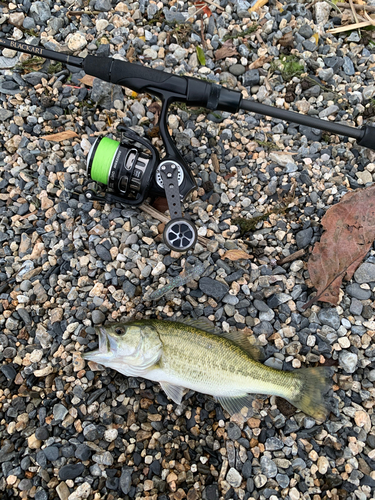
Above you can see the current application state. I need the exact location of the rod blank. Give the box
[239,99,363,141]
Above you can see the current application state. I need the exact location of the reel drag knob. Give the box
[164,218,197,252]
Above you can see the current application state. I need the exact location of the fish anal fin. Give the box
[160,382,185,405]
[217,394,255,416]
[220,330,264,361]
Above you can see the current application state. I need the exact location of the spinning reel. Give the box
[85,124,198,252]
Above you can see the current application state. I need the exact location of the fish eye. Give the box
[115,328,125,335]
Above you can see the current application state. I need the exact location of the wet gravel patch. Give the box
[1,0,375,499]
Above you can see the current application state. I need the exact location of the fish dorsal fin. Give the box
[160,382,185,404]
[217,394,255,416]
[178,317,221,334]
[220,330,264,361]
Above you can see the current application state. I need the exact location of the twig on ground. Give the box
[278,249,306,265]
[328,20,373,33]
[337,2,375,12]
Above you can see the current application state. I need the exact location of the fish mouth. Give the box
[81,326,109,361]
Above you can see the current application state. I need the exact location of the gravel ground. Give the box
[1,0,375,499]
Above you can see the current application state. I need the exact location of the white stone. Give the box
[29,350,43,363]
[104,429,118,442]
[68,482,91,500]
[174,47,187,60]
[151,262,166,276]
[96,19,109,31]
[226,467,242,488]
[67,33,87,51]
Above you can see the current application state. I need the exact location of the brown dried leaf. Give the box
[148,102,162,125]
[41,130,79,142]
[215,41,238,60]
[79,75,95,87]
[126,46,136,63]
[249,56,271,70]
[223,249,251,261]
[279,31,294,47]
[152,197,169,213]
[304,185,375,308]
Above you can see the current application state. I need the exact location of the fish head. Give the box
[82,321,162,373]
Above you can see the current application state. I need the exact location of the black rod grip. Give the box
[357,125,375,151]
[82,56,242,113]
[83,56,188,96]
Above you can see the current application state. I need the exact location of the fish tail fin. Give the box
[287,367,332,421]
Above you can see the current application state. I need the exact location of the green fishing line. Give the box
[90,137,120,185]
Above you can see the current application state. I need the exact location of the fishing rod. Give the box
[1,38,374,252]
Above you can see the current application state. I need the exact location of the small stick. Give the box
[139,203,210,247]
[277,249,305,265]
[255,30,265,46]
[249,0,268,12]
[348,0,359,24]
[337,2,375,12]
[328,20,373,33]
[67,10,100,16]
[364,11,375,26]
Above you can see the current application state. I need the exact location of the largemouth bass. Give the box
[82,318,330,420]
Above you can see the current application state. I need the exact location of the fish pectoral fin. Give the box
[217,394,255,416]
[160,382,186,405]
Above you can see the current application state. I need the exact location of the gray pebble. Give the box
[229,64,246,76]
[30,2,51,22]
[95,0,112,11]
[296,228,313,249]
[226,467,242,488]
[120,467,133,494]
[299,24,313,39]
[95,244,112,261]
[92,310,106,324]
[339,351,358,374]
[0,109,13,121]
[350,298,363,316]
[276,473,290,488]
[22,72,47,86]
[343,56,355,75]
[53,404,68,421]
[242,69,260,87]
[354,263,375,283]
[346,283,371,300]
[318,308,340,330]
[83,423,99,441]
[199,277,228,301]
[265,437,284,451]
[227,422,242,440]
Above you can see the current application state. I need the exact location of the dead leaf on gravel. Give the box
[41,130,79,142]
[148,102,162,125]
[249,56,272,69]
[279,32,294,47]
[126,46,136,63]
[79,75,95,87]
[223,249,251,261]
[215,41,237,60]
[304,184,375,309]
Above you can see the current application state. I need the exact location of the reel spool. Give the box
[84,126,198,253]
